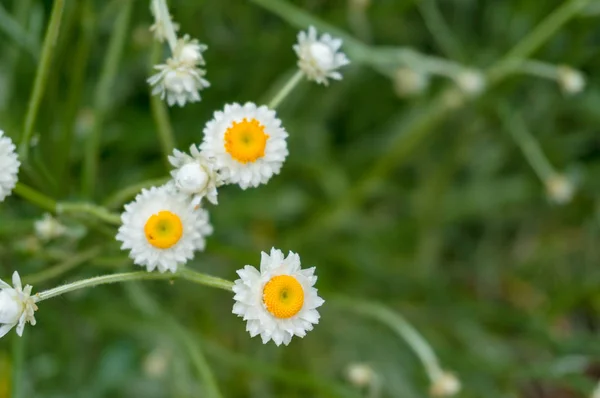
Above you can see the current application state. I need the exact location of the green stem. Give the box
[13,182,56,212]
[82,0,133,197]
[150,41,176,167]
[332,298,443,383]
[18,0,64,160]
[11,332,25,398]
[498,104,555,181]
[56,202,122,225]
[24,246,103,286]
[14,182,122,225]
[35,269,234,302]
[488,0,592,82]
[268,70,304,109]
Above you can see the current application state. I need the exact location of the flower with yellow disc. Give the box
[116,185,212,273]
[232,248,324,346]
[200,102,288,189]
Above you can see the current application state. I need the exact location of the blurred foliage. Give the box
[0,0,599,397]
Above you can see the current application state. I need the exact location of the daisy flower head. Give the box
[116,185,213,273]
[232,248,324,346]
[169,144,221,206]
[200,103,289,189]
[148,55,209,107]
[0,130,20,202]
[293,26,350,85]
[0,271,38,338]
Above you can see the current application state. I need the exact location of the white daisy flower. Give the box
[148,59,210,107]
[0,271,38,338]
[168,145,220,206]
[232,248,324,346]
[200,102,288,189]
[34,213,68,241]
[116,185,213,273]
[0,130,20,202]
[293,26,350,85]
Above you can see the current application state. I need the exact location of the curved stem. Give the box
[18,0,64,160]
[24,246,103,286]
[332,297,443,383]
[13,182,56,212]
[35,269,234,302]
[268,70,304,109]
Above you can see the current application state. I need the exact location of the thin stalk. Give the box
[24,246,103,286]
[268,70,304,109]
[18,0,65,159]
[488,0,592,82]
[150,41,176,167]
[82,0,133,197]
[417,0,463,60]
[332,297,444,383]
[13,182,56,212]
[35,269,234,302]
[11,333,25,398]
[56,203,122,225]
[498,104,555,181]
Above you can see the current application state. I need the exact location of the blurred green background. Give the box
[0,0,599,397]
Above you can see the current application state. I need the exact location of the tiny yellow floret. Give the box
[224,118,269,163]
[263,275,304,319]
[144,211,183,249]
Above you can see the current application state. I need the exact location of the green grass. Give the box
[0,0,599,397]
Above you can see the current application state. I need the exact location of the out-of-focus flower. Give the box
[116,185,212,273]
[200,102,288,189]
[232,248,324,346]
[293,26,350,85]
[34,213,68,241]
[346,363,375,387]
[545,173,575,205]
[393,67,429,97]
[0,271,37,338]
[454,69,486,96]
[557,66,585,95]
[143,348,171,378]
[148,57,209,107]
[169,145,220,206]
[149,0,179,43]
[0,130,20,202]
[429,371,461,397]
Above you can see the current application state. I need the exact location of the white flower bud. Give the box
[169,145,220,205]
[430,371,461,397]
[0,271,37,338]
[455,69,486,96]
[545,173,575,205]
[393,67,429,97]
[175,162,209,194]
[34,213,67,241]
[557,66,585,95]
[293,26,350,85]
[346,363,375,388]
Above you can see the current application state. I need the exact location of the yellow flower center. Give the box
[144,211,183,249]
[224,118,269,163]
[263,275,304,319]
